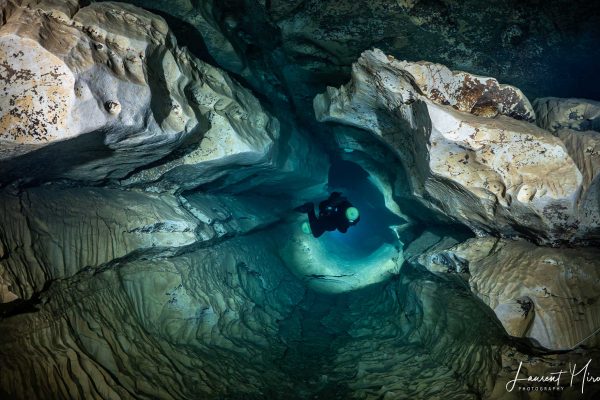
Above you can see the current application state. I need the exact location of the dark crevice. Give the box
[0,280,49,319]
[146,8,219,66]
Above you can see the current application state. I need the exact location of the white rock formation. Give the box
[0,0,326,191]
[420,237,600,350]
[534,97,600,242]
[314,49,591,244]
[397,60,536,121]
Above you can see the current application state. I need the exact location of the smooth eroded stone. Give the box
[556,129,600,242]
[0,233,306,399]
[0,187,199,298]
[449,237,600,350]
[534,97,600,242]
[0,0,296,190]
[314,49,586,244]
[279,216,403,293]
[493,297,534,338]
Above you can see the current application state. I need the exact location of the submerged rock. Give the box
[555,128,600,243]
[534,97,600,242]
[0,232,307,399]
[0,0,326,192]
[0,0,326,305]
[0,187,199,298]
[315,49,589,244]
[428,237,600,351]
[534,97,600,134]
[279,216,402,293]
[395,59,535,121]
[125,0,600,130]
[0,1,193,181]
[326,271,504,399]
[493,296,534,338]
[1,1,599,399]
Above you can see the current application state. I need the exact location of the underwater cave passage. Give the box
[315,159,406,260]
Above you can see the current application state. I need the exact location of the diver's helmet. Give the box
[301,221,312,235]
[345,207,360,223]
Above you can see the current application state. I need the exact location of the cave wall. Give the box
[1,0,600,399]
[105,0,600,125]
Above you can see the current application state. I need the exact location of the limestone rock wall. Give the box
[534,97,600,242]
[0,183,301,301]
[415,236,600,351]
[556,129,600,242]
[0,1,599,399]
[1,0,198,182]
[321,124,420,223]
[534,97,600,134]
[0,5,330,398]
[0,229,514,400]
[315,49,592,245]
[0,187,198,298]
[0,0,326,193]
[0,233,307,399]
[468,239,600,351]
[325,266,505,399]
[396,60,535,122]
[112,0,600,129]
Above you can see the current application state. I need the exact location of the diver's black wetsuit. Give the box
[297,192,359,238]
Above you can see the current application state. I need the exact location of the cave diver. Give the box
[294,192,360,238]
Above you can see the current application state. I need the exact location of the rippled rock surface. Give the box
[414,236,600,350]
[534,97,600,242]
[1,1,600,400]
